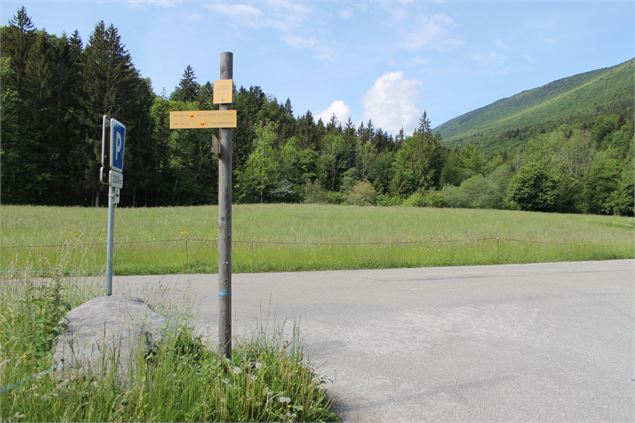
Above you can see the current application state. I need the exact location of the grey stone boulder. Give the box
[53,296,166,378]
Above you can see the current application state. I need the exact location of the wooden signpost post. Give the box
[169,52,236,359]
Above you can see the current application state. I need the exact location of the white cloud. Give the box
[261,0,311,32]
[412,56,430,65]
[471,50,507,66]
[205,1,309,31]
[376,0,415,21]
[128,0,180,7]
[363,72,420,134]
[402,13,463,51]
[340,9,353,19]
[204,1,333,61]
[204,3,263,24]
[317,100,350,124]
[494,39,507,49]
[539,35,556,44]
[186,13,203,22]
[282,34,335,61]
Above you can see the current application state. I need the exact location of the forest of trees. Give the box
[1,8,633,215]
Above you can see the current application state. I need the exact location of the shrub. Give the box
[270,180,301,203]
[402,192,425,207]
[608,160,635,216]
[422,190,444,208]
[442,164,514,209]
[507,162,559,212]
[338,168,358,196]
[583,151,625,214]
[345,180,377,206]
[303,181,329,204]
[375,193,402,206]
[327,191,343,204]
[402,190,443,207]
[442,175,494,208]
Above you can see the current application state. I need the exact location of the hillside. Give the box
[436,58,635,149]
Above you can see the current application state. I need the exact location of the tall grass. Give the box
[2,204,633,275]
[0,270,338,421]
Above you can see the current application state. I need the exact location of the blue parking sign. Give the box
[110,118,126,172]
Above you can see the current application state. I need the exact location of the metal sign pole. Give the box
[218,51,233,358]
[105,185,115,296]
[101,115,125,297]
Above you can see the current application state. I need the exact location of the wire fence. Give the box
[1,236,617,249]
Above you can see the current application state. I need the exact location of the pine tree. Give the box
[197,81,213,109]
[390,131,445,197]
[297,111,319,150]
[415,111,432,135]
[55,31,86,203]
[172,65,199,102]
[80,21,147,206]
[0,56,21,202]
[396,128,405,145]
[4,6,35,95]
[284,98,293,116]
[21,31,56,202]
[0,8,37,203]
[326,114,341,134]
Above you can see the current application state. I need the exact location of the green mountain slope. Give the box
[436,59,634,148]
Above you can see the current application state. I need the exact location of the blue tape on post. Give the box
[218,290,231,298]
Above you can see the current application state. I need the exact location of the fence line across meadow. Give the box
[2,237,619,249]
[1,236,617,250]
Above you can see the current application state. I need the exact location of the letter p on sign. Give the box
[116,132,122,156]
[110,118,126,172]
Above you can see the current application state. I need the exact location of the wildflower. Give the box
[232,366,241,374]
[255,361,263,369]
[286,411,298,420]
[278,396,291,404]
[250,374,256,381]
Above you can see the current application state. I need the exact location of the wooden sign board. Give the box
[170,110,237,129]
[213,79,233,104]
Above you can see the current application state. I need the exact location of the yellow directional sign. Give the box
[169,110,237,129]
[213,79,233,104]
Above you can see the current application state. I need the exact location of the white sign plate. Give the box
[109,170,123,188]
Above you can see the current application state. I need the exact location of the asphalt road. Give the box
[112,260,634,422]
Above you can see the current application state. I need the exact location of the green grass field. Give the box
[1,204,633,276]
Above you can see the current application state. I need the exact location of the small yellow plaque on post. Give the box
[169,110,237,129]
[213,79,233,104]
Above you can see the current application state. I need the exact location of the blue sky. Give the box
[1,0,633,133]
